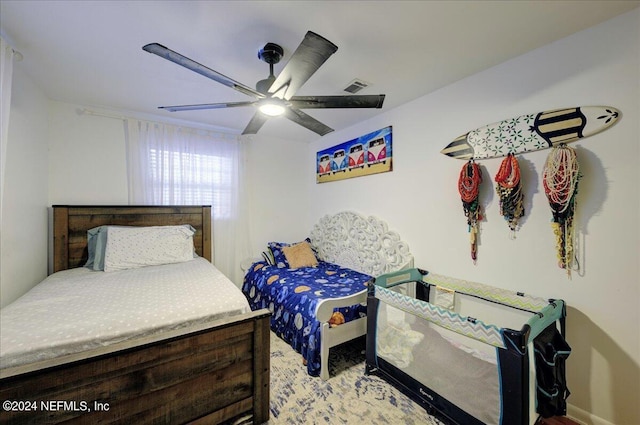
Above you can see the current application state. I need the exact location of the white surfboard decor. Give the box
[441,106,620,160]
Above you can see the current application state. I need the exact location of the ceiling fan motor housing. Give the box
[256,76,276,95]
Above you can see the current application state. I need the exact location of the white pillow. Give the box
[103,225,196,272]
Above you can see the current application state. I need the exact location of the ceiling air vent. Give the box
[343,79,370,94]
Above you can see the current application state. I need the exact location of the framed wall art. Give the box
[316,126,392,183]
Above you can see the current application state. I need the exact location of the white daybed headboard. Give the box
[309,211,413,277]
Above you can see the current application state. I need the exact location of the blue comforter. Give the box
[242,261,371,376]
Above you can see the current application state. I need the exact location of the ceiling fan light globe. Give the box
[259,102,285,116]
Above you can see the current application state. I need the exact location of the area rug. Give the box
[267,332,444,425]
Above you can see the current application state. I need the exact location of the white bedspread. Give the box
[0,258,250,370]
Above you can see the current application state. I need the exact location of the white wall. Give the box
[245,133,312,255]
[48,103,128,205]
[0,65,49,307]
[308,10,639,425]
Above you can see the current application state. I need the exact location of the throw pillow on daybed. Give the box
[282,241,318,269]
[268,238,317,268]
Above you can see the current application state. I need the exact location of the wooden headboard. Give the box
[52,205,212,272]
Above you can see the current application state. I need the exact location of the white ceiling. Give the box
[2,1,638,142]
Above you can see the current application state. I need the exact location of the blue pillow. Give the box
[85,226,108,270]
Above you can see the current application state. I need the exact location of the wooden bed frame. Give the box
[0,205,271,424]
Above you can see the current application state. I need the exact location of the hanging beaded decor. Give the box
[494,153,525,235]
[458,160,483,263]
[542,144,581,277]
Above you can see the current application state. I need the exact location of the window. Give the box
[148,148,233,218]
[125,119,249,283]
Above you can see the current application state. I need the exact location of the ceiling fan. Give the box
[142,31,385,136]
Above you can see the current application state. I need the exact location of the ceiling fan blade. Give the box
[159,101,257,112]
[289,94,385,109]
[242,112,270,135]
[143,43,265,99]
[284,108,334,136]
[268,32,338,101]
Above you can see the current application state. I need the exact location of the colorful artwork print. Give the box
[316,126,392,183]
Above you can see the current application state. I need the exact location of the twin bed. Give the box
[0,205,270,424]
[242,211,413,380]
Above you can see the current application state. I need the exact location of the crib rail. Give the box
[370,268,568,350]
[371,268,550,313]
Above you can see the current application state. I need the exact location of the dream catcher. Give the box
[494,153,525,235]
[458,160,483,263]
[542,144,580,277]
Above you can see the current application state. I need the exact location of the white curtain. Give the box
[125,119,252,286]
[0,37,16,242]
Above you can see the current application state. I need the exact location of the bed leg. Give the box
[320,322,330,380]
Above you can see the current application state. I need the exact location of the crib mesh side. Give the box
[374,291,501,424]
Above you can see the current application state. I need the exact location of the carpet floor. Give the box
[266,331,444,425]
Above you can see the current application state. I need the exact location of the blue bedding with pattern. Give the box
[242,261,371,376]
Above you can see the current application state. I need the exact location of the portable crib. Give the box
[365,268,571,425]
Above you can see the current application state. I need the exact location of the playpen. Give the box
[366,268,571,425]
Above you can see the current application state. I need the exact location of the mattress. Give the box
[0,257,251,370]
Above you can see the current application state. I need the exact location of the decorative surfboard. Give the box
[441,106,620,160]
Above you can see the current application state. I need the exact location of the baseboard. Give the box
[567,404,615,425]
